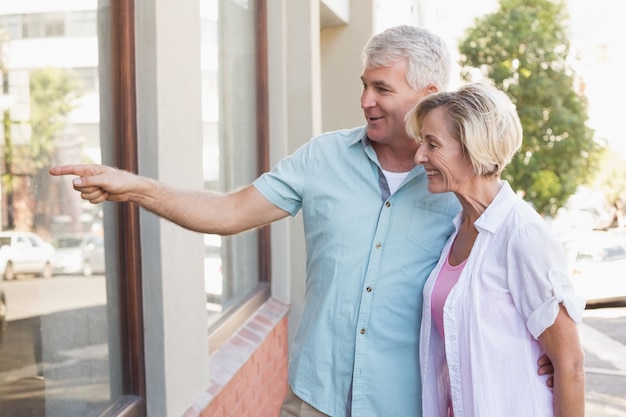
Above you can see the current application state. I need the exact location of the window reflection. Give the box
[0,4,117,416]
[201,0,261,330]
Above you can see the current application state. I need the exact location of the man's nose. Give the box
[361,89,376,109]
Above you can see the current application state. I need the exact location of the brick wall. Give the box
[183,298,290,417]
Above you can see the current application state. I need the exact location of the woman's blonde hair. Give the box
[405,82,523,178]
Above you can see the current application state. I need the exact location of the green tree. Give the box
[30,68,81,168]
[458,0,603,215]
[29,68,81,230]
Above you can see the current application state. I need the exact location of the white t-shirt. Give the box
[381,169,409,194]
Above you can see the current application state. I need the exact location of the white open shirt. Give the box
[419,181,585,417]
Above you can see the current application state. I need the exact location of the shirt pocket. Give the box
[406,201,456,257]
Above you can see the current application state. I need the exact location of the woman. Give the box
[405,83,585,416]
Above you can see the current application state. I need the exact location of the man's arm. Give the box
[49,164,290,235]
[537,354,555,387]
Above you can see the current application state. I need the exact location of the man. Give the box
[50,25,549,417]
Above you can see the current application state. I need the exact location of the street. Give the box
[581,303,626,416]
[0,275,110,417]
[0,276,625,415]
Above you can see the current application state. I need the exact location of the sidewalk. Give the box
[581,308,626,416]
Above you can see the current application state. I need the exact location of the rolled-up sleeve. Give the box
[506,222,586,339]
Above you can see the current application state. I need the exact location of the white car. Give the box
[53,234,106,276]
[0,231,56,280]
[564,231,626,305]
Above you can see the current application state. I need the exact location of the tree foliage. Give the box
[29,68,81,230]
[458,0,603,215]
[30,68,81,169]
[1,24,82,231]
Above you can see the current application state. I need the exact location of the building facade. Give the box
[0,1,394,416]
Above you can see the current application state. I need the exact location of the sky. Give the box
[377,0,626,157]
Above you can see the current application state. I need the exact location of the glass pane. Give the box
[0,4,121,416]
[201,0,260,329]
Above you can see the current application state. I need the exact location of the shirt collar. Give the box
[355,129,370,147]
[474,181,516,233]
[356,128,426,189]
[452,181,517,234]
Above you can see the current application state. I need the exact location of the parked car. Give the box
[53,234,106,276]
[0,231,56,280]
[564,231,626,305]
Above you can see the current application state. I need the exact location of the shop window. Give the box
[0,2,145,416]
[200,0,270,351]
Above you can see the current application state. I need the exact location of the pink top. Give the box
[431,254,467,417]
[431,254,467,340]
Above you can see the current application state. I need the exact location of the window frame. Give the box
[102,0,270,414]
[100,0,145,416]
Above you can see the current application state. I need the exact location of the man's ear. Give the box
[425,84,439,95]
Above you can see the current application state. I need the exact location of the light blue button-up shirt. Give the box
[253,126,460,417]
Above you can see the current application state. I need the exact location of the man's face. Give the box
[360,59,429,145]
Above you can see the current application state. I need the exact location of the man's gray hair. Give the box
[362,25,451,92]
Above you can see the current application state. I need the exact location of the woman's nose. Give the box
[414,144,425,164]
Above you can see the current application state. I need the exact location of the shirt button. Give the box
[366,287,372,292]
[375,243,382,249]
[385,201,391,207]
[360,329,366,334]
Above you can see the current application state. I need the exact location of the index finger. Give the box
[49,164,101,177]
